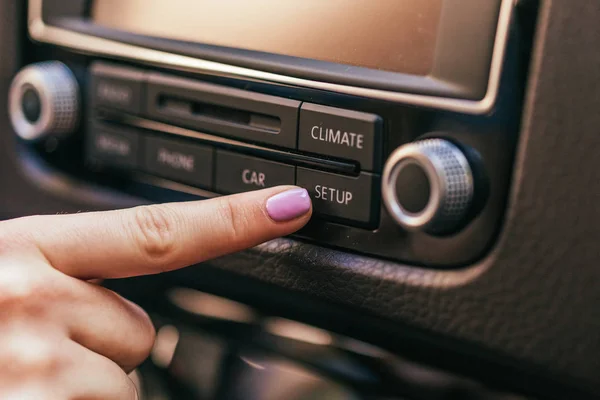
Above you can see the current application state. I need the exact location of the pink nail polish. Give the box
[266,188,311,222]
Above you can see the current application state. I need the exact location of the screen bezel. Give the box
[32,0,511,113]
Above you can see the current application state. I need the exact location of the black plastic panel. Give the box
[80,59,519,266]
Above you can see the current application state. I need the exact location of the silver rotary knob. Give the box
[382,138,474,235]
[8,61,79,141]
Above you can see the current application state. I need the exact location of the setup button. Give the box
[296,168,379,227]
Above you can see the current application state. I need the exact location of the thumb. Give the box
[1,186,311,279]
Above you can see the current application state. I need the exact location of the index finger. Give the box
[1,186,311,279]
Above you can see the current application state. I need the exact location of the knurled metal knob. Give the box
[8,61,79,141]
[382,138,474,235]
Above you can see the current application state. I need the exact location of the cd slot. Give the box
[157,95,281,134]
[145,72,300,149]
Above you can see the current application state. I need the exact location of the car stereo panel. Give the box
[11,0,524,267]
[88,62,382,229]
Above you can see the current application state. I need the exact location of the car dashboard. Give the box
[1,1,600,399]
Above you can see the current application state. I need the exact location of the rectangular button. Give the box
[296,168,379,226]
[143,136,214,189]
[215,151,295,194]
[86,124,140,168]
[145,73,300,149]
[90,62,145,115]
[298,103,382,171]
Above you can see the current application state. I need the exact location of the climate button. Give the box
[298,103,382,171]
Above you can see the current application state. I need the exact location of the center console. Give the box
[11,0,522,268]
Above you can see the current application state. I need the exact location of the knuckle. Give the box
[0,266,51,313]
[217,198,248,244]
[4,332,63,375]
[129,205,179,266]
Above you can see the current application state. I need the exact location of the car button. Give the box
[298,103,382,171]
[296,168,379,226]
[143,136,214,189]
[86,124,140,168]
[90,62,145,115]
[215,150,295,194]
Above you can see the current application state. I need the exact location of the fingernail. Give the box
[266,188,311,222]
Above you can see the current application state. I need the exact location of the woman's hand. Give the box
[0,186,311,399]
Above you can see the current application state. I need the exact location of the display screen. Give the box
[91,0,443,76]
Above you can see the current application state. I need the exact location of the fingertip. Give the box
[265,187,312,223]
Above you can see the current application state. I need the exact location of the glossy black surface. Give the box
[21,87,42,123]
[395,164,431,214]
